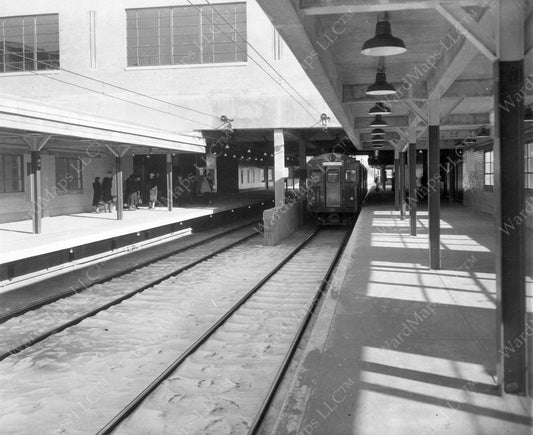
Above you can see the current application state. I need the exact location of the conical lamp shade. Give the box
[366,71,396,95]
[362,19,406,56]
[370,115,388,127]
[372,135,385,142]
[369,102,391,115]
[370,128,386,136]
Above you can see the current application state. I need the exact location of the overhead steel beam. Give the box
[255,0,361,148]
[434,3,497,61]
[300,0,489,15]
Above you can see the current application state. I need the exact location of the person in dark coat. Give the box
[92,177,102,213]
[101,171,113,213]
[125,174,138,210]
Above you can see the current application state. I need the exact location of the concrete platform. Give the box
[273,190,533,435]
[0,190,273,283]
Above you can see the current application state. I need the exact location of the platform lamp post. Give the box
[166,153,173,212]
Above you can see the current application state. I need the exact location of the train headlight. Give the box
[350,196,354,200]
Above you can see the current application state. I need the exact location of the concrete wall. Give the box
[238,164,268,190]
[263,200,302,246]
[0,148,133,223]
[0,0,336,132]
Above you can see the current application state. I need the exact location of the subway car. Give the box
[307,153,368,225]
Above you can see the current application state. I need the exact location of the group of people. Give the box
[92,170,214,213]
[125,172,158,210]
[91,171,114,213]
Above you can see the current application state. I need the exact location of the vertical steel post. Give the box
[394,150,400,209]
[274,129,285,207]
[166,153,173,211]
[495,0,526,395]
[299,140,306,193]
[116,156,123,220]
[30,150,42,234]
[399,151,406,219]
[428,97,440,270]
[408,126,417,236]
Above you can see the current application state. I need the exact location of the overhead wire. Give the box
[184,0,321,121]
[0,51,213,129]
[202,0,323,117]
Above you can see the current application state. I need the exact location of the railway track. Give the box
[0,220,259,324]
[98,227,351,435]
[0,223,261,361]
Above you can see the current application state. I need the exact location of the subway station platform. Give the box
[0,190,273,286]
[273,191,533,435]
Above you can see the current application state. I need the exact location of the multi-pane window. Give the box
[526,143,533,189]
[484,150,494,187]
[126,3,246,67]
[0,14,59,73]
[55,157,82,191]
[0,154,24,193]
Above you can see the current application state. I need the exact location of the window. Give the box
[526,143,533,189]
[484,150,494,188]
[0,154,24,192]
[126,3,246,67]
[0,14,59,73]
[345,169,357,183]
[327,169,339,183]
[55,157,83,191]
[310,170,322,183]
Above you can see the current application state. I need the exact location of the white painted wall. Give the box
[0,0,337,132]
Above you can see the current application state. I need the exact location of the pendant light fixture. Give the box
[370,115,388,127]
[369,102,392,116]
[370,128,386,136]
[475,126,490,137]
[372,135,385,142]
[524,107,533,123]
[372,143,384,149]
[366,63,396,96]
[362,12,406,56]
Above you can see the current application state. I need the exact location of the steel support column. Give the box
[408,142,417,236]
[495,0,526,395]
[428,97,441,270]
[299,140,306,193]
[394,151,400,210]
[116,156,123,220]
[30,151,42,234]
[399,151,406,220]
[166,153,173,211]
[274,129,286,207]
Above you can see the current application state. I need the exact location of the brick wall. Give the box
[463,147,533,229]
[463,148,494,216]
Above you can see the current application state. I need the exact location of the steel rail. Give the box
[247,226,353,434]
[0,228,260,362]
[0,220,258,324]
[96,227,322,435]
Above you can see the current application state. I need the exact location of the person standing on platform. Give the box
[101,171,113,213]
[147,173,158,209]
[92,177,102,213]
[125,174,138,210]
[200,173,211,204]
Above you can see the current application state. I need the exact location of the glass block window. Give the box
[0,154,24,192]
[127,3,246,67]
[484,150,494,187]
[0,14,59,73]
[526,143,533,189]
[55,157,83,191]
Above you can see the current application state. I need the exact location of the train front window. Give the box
[327,169,339,183]
[345,169,357,183]
[310,170,322,184]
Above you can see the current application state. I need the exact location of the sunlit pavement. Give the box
[275,190,533,435]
